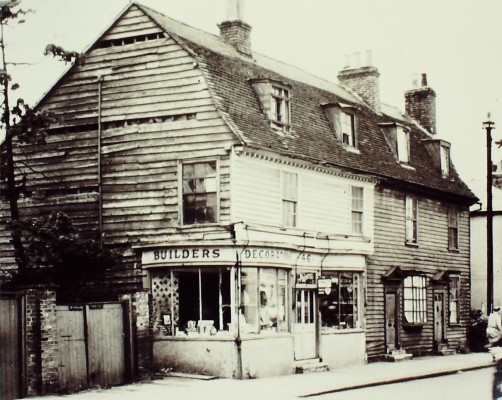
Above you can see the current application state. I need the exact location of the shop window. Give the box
[282,171,298,227]
[448,207,459,250]
[449,275,460,324]
[351,186,364,234]
[240,268,288,334]
[403,275,427,323]
[405,196,418,245]
[181,161,218,224]
[177,268,231,333]
[319,272,361,330]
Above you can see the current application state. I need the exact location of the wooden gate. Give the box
[0,294,24,400]
[57,302,126,392]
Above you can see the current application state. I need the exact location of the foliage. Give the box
[44,43,85,65]
[6,212,121,295]
[467,309,488,352]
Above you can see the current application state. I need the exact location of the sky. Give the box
[4,0,502,207]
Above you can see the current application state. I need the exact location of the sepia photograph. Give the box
[1,1,502,399]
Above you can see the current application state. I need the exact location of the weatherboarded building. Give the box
[2,0,476,381]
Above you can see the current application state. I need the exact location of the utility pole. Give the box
[483,114,495,314]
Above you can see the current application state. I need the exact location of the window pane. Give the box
[182,162,218,224]
[178,271,200,331]
[277,270,288,332]
[397,129,409,162]
[260,269,278,331]
[241,268,258,333]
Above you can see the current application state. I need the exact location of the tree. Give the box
[0,1,117,294]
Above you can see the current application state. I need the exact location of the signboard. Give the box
[142,245,317,268]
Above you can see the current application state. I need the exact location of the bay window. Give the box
[319,271,362,330]
[403,275,427,323]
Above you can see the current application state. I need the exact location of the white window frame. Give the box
[341,111,356,148]
[448,207,459,250]
[403,275,427,323]
[281,171,298,227]
[396,127,410,163]
[179,159,220,225]
[405,196,419,245]
[440,144,451,176]
[270,86,291,133]
[449,275,460,324]
[351,186,364,235]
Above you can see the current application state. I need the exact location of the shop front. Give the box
[142,236,367,378]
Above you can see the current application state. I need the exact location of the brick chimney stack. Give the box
[405,73,437,135]
[218,0,252,57]
[337,51,381,113]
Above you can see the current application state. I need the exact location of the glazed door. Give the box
[385,292,398,352]
[294,289,317,360]
[434,293,445,343]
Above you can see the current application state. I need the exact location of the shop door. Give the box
[385,292,398,352]
[434,293,445,343]
[294,289,317,360]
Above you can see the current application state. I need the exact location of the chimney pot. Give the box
[421,73,428,87]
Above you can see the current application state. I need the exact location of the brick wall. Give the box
[218,20,252,56]
[337,66,381,113]
[25,287,59,396]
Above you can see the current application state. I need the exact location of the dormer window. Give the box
[341,111,356,147]
[396,127,410,163]
[380,122,410,164]
[440,144,450,176]
[250,78,292,134]
[271,86,290,132]
[322,102,358,149]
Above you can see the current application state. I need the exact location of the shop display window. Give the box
[319,272,361,330]
[240,268,288,334]
[176,268,231,334]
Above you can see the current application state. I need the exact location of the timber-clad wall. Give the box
[12,5,238,285]
[0,201,16,272]
[366,186,470,359]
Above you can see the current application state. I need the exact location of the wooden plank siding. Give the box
[0,201,16,272]
[8,4,239,286]
[0,296,22,400]
[365,186,470,359]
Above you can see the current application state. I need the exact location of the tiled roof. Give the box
[138,3,476,203]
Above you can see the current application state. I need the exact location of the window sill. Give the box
[177,223,221,230]
[344,145,360,154]
[400,162,416,171]
[321,327,364,335]
[402,322,425,329]
[405,241,419,248]
[448,247,460,253]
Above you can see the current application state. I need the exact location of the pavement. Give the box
[33,352,495,400]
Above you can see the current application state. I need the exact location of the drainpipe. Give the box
[97,75,104,246]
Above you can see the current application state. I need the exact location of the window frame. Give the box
[341,110,357,148]
[448,207,459,250]
[270,85,291,133]
[281,171,298,228]
[405,196,419,245]
[351,186,364,235]
[396,127,410,163]
[319,271,363,331]
[179,159,220,225]
[448,275,461,325]
[440,144,451,176]
[403,275,427,324]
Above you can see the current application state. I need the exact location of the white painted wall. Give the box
[232,154,374,239]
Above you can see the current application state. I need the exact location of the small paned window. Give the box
[405,196,418,245]
[271,86,291,132]
[441,145,450,176]
[341,112,356,147]
[351,186,364,234]
[449,275,460,324]
[403,275,427,323]
[397,128,410,163]
[182,161,217,224]
[319,272,361,329]
[282,171,298,227]
[448,207,459,250]
[240,268,288,334]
